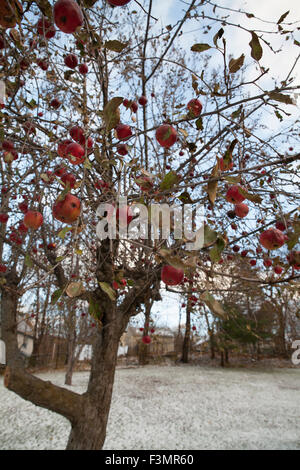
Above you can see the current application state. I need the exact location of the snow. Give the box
[0,365,299,450]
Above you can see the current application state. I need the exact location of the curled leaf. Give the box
[191,43,211,53]
[103,97,123,132]
[229,54,245,73]
[249,32,263,61]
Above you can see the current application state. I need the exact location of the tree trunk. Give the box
[220,351,225,368]
[182,301,191,363]
[0,274,23,368]
[139,299,152,366]
[209,332,215,359]
[225,348,229,364]
[65,331,76,386]
[276,311,288,358]
[66,320,121,450]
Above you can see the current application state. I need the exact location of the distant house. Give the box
[17,318,34,358]
[0,317,34,364]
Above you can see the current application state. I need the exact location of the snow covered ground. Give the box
[0,365,299,450]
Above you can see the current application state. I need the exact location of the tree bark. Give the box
[139,299,152,366]
[66,319,121,450]
[220,351,225,368]
[182,301,191,363]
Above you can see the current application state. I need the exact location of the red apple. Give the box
[18,222,28,234]
[287,251,300,270]
[61,172,76,188]
[79,63,88,74]
[226,185,245,204]
[66,142,85,164]
[19,201,28,213]
[117,144,128,156]
[50,98,61,109]
[115,124,132,141]
[53,0,84,34]
[107,0,132,5]
[37,59,49,71]
[54,166,67,177]
[274,265,283,274]
[64,53,78,69]
[37,17,56,39]
[250,259,257,266]
[24,211,43,229]
[58,139,73,158]
[0,213,9,223]
[142,335,151,344]
[275,219,290,232]
[0,264,7,273]
[95,179,109,191]
[2,140,14,151]
[138,96,147,106]
[130,101,138,113]
[259,228,285,250]
[187,98,202,118]
[263,258,272,268]
[53,193,81,223]
[161,265,184,286]
[156,124,177,148]
[235,203,249,218]
[47,243,57,250]
[70,125,84,142]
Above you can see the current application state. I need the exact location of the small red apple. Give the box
[53,0,84,34]
[274,265,283,274]
[142,335,151,344]
[263,258,272,268]
[117,144,128,156]
[19,202,28,213]
[61,172,76,188]
[53,193,81,223]
[64,53,78,69]
[0,264,7,273]
[115,124,132,141]
[37,17,56,39]
[2,140,14,151]
[107,0,132,5]
[50,98,61,109]
[57,139,72,158]
[235,203,249,218]
[69,125,84,142]
[226,185,245,204]
[66,142,85,164]
[0,213,9,223]
[37,59,49,71]
[138,96,147,106]
[156,124,177,148]
[259,228,285,250]
[161,265,184,286]
[130,101,138,113]
[79,63,88,74]
[24,211,43,230]
[18,222,28,234]
[187,98,203,118]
